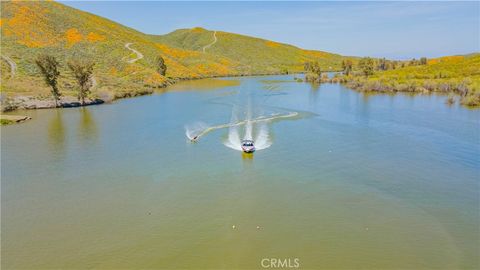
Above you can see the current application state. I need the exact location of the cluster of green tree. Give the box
[327,54,480,107]
[304,61,323,83]
[35,55,94,106]
[344,57,428,77]
[332,75,479,107]
[35,54,167,107]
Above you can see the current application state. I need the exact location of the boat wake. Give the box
[185,110,298,147]
[185,122,209,141]
[223,107,273,151]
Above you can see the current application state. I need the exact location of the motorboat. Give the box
[241,140,255,153]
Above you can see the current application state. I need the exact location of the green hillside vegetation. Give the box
[327,54,480,107]
[0,1,355,110]
[150,28,355,74]
[0,1,247,102]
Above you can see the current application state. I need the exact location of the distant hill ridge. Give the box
[150,28,347,73]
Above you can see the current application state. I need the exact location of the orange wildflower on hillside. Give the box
[156,44,200,59]
[191,27,206,33]
[428,55,465,65]
[65,28,82,46]
[87,32,106,42]
[265,41,280,48]
[144,72,167,85]
[7,5,58,47]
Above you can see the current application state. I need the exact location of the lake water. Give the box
[2,75,479,269]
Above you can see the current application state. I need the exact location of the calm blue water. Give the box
[2,75,479,269]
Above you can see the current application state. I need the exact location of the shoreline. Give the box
[1,72,293,113]
[3,71,477,116]
[0,114,31,125]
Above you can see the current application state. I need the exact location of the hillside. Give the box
[0,1,354,109]
[0,1,250,102]
[150,28,351,73]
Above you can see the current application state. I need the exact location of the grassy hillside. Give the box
[0,1,354,106]
[151,28,353,74]
[0,1,244,100]
[333,54,480,107]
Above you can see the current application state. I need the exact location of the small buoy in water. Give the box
[256,226,260,229]
[328,150,332,153]
[366,227,369,231]
[232,225,236,229]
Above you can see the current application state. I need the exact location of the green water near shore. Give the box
[2,75,479,269]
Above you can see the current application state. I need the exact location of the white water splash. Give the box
[185,110,298,144]
[224,109,243,150]
[185,122,208,141]
[244,120,253,141]
[224,121,272,152]
[253,122,272,150]
[223,105,273,152]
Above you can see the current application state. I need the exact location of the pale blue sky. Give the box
[61,1,479,59]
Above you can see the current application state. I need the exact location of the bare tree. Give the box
[35,55,61,107]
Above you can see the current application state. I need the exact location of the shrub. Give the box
[460,92,480,107]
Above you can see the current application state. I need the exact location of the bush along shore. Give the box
[303,55,480,108]
[331,75,480,107]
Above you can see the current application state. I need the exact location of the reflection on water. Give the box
[308,82,320,107]
[78,107,97,142]
[241,152,254,160]
[359,93,371,124]
[1,75,479,269]
[48,109,65,155]
[163,78,240,92]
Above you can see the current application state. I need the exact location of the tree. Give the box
[35,55,61,107]
[156,56,167,76]
[342,59,353,75]
[420,57,427,65]
[304,61,321,75]
[304,61,322,83]
[68,60,95,105]
[378,58,388,71]
[358,57,374,77]
[304,62,311,72]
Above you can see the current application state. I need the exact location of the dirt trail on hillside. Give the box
[124,43,144,63]
[202,31,217,53]
[2,55,16,78]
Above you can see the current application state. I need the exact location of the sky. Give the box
[61,1,479,59]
